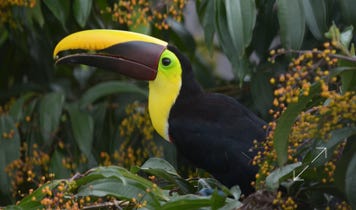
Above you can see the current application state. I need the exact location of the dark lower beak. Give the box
[56,41,165,80]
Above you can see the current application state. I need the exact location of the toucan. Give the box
[53,30,266,194]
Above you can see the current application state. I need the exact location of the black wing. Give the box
[168,93,266,193]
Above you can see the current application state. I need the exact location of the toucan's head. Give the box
[54,29,199,142]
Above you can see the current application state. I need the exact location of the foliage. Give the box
[1,0,356,209]
[252,24,356,209]
[3,158,242,210]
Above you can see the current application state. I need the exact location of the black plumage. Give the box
[167,46,266,194]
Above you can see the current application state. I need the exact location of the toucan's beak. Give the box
[53,30,168,80]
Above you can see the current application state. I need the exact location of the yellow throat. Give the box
[148,50,182,141]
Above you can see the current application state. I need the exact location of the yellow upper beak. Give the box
[53,29,169,81]
[53,29,167,58]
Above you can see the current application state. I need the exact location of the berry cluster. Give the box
[252,42,355,208]
[103,0,186,30]
[0,0,36,27]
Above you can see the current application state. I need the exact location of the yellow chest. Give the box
[148,72,181,141]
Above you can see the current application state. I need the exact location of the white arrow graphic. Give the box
[292,147,327,182]
[293,165,309,182]
[313,147,327,161]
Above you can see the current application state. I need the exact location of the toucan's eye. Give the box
[162,57,171,66]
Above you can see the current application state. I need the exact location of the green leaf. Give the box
[340,69,356,92]
[168,19,196,56]
[301,0,327,40]
[160,195,213,210]
[210,190,227,210]
[77,178,161,208]
[73,0,93,28]
[49,150,72,178]
[39,92,65,144]
[220,186,243,209]
[75,166,168,208]
[225,0,256,56]
[214,0,244,80]
[340,26,354,48]
[334,137,356,200]
[214,0,256,80]
[266,162,302,190]
[214,0,237,60]
[339,0,356,28]
[274,83,321,166]
[326,127,356,150]
[229,186,241,200]
[0,26,8,46]
[66,103,94,158]
[0,115,20,195]
[43,0,69,29]
[139,158,195,194]
[8,93,35,122]
[334,135,356,207]
[196,0,215,52]
[30,0,45,27]
[3,205,23,210]
[129,23,151,34]
[17,180,62,209]
[221,200,243,210]
[76,166,168,202]
[277,0,305,49]
[250,71,273,117]
[79,81,147,108]
[141,158,178,175]
[345,152,356,208]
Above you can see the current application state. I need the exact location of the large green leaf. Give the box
[334,137,356,201]
[160,194,225,210]
[250,71,273,117]
[66,103,94,158]
[274,83,321,166]
[17,180,62,209]
[140,158,178,175]
[225,0,256,56]
[0,115,20,195]
[265,162,302,190]
[326,127,356,151]
[277,0,305,49]
[43,0,70,29]
[75,166,168,208]
[73,0,93,28]
[340,69,356,92]
[168,19,196,57]
[196,0,215,52]
[214,0,241,80]
[39,92,65,144]
[0,26,8,46]
[77,178,161,208]
[214,0,256,80]
[139,158,195,194]
[301,0,327,40]
[30,0,45,28]
[300,127,356,169]
[340,26,354,48]
[75,166,168,201]
[49,149,72,179]
[8,93,35,122]
[345,152,356,208]
[79,81,147,108]
[214,0,237,61]
[339,0,356,28]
